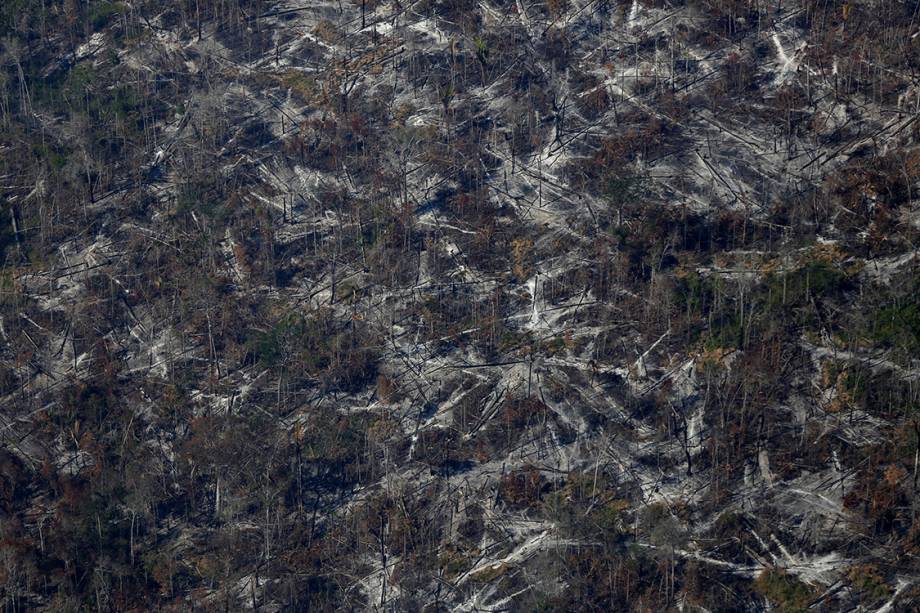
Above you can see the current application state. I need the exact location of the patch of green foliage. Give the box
[603,174,646,209]
[870,301,920,355]
[31,142,70,171]
[474,37,489,65]
[89,1,124,31]
[438,547,475,581]
[246,312,378,393]
[712,510,744,533]
[30,60,141,130]
[0,0,36,37]
[672,259,851,350]
[279,70,317,101]
[0,207,16,262]
[847,565,891,602]
[545,472,628,544]
[248,313,327,370]
[753,568,816,613]
[764,261,850,308]
[56,381,124,439]
[175,184,226,221]
[674,270,710,315]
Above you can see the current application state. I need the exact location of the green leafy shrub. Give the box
[89,1,124,31]
[847,564,890,602]
[753,568,815,612]
[870,302,920,356]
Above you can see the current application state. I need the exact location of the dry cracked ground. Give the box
[1,0,920,610]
